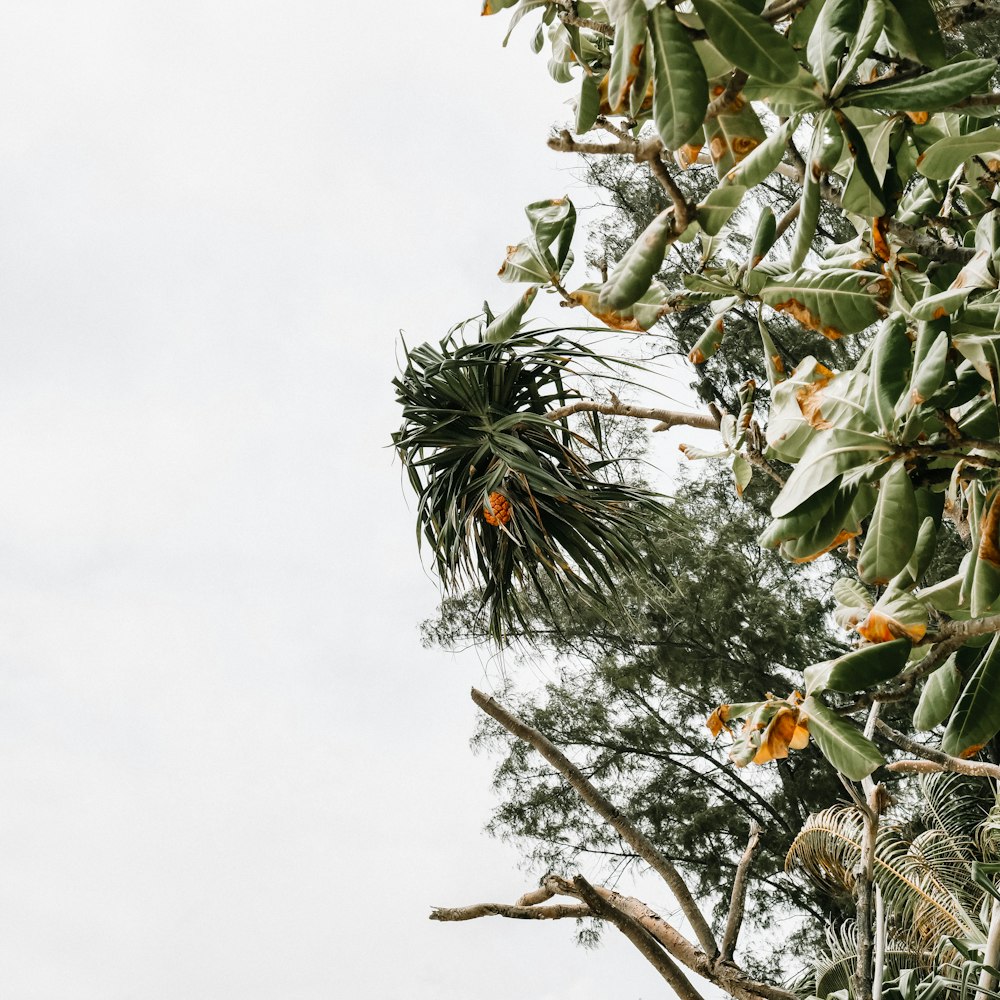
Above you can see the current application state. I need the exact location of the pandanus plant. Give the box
[392,330,667,638]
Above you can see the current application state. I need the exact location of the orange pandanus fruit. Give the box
[483,492,512,527]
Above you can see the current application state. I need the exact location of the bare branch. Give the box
[851,784,887,1000]
[648,154,692,229]
[546,398,721,431]
[430,901,592,921]
[516,885,556,906]
[874,719,1000,779]
[574,875,706,1000]
[471,687,720,957]
[542,876,798,1000]
[720,821,762,962]
[932,613,1000,644]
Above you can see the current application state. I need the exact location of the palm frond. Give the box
[392,330,670,638]
[786,806,981,949]
[814,921,922,998]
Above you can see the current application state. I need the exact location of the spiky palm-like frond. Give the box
[787,774,996,988]
[392,331,667,638]
[811,922,921,999]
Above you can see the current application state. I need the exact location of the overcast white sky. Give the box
[0,4,710,997]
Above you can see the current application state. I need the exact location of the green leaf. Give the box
[789,133,822,270]
[942,634,1000,758]
[703,100,768,178]
[771,427,889,518]
[743,67,824,114]
[731,452,753,498]
[760,268,891,338]
[696,184,747,236]
[807,0,863,95]
[690,0,800,85]
[805,638,910,695]
[802,695,885,780]
[576,72,601,134]
[908,329,950,407]
[834,577,873,609]
[759,475,843,548]
[483,286,540,343]
[917,126,1000,181]
[842,59,998,112]
[649,4,709,149]
[857,461,918,586]
[748,207,778,271]
[866,314,911,432]
[599,208,675,310]
[834,108,889,218]
[831,0,884,97]
[913,656,962,731]
[883,0,947,69]
[723,117,798,188]
[608,2,648,113]
[779,482,861,562]
[498,241,555,283]
[525,197,576,265]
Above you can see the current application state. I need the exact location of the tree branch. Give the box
[573,875,707,1000]
[875,719,1000,779]
[430,901,592,921]
[720,821,762,962]
[541,875,798,1000]
[851,784,887,1000]
[546,398,721,430]
[471,687,720,957]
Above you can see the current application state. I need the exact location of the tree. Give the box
[393,1,1000,997]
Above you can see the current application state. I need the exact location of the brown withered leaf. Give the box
[979,491,1000,567]
[795,363,836,429]
[772,298,844,340]
[706,704,731,738]
[753,706,800,764]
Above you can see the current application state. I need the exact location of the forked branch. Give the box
[471,686,720,957]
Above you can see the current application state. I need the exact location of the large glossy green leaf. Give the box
[857,461,918,586]
[649,5,709,149]
[498,241,554,283]
[690,0,799,84]
[789,135,822,271]
[802,695,885,780]
[759,475,843,547]
[913,655,962,731]
[805,638,910,695]
[917,126,1000,181]
[779,482,860,562]
[807,0,862,95]
[760,268,891,338]
[771,428,889,518]
[599,208,675,310]
[842,59,998,112]
[838,111,895,218]
[942,634,1000,758]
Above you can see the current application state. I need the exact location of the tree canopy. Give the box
[393,2,1000,998]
